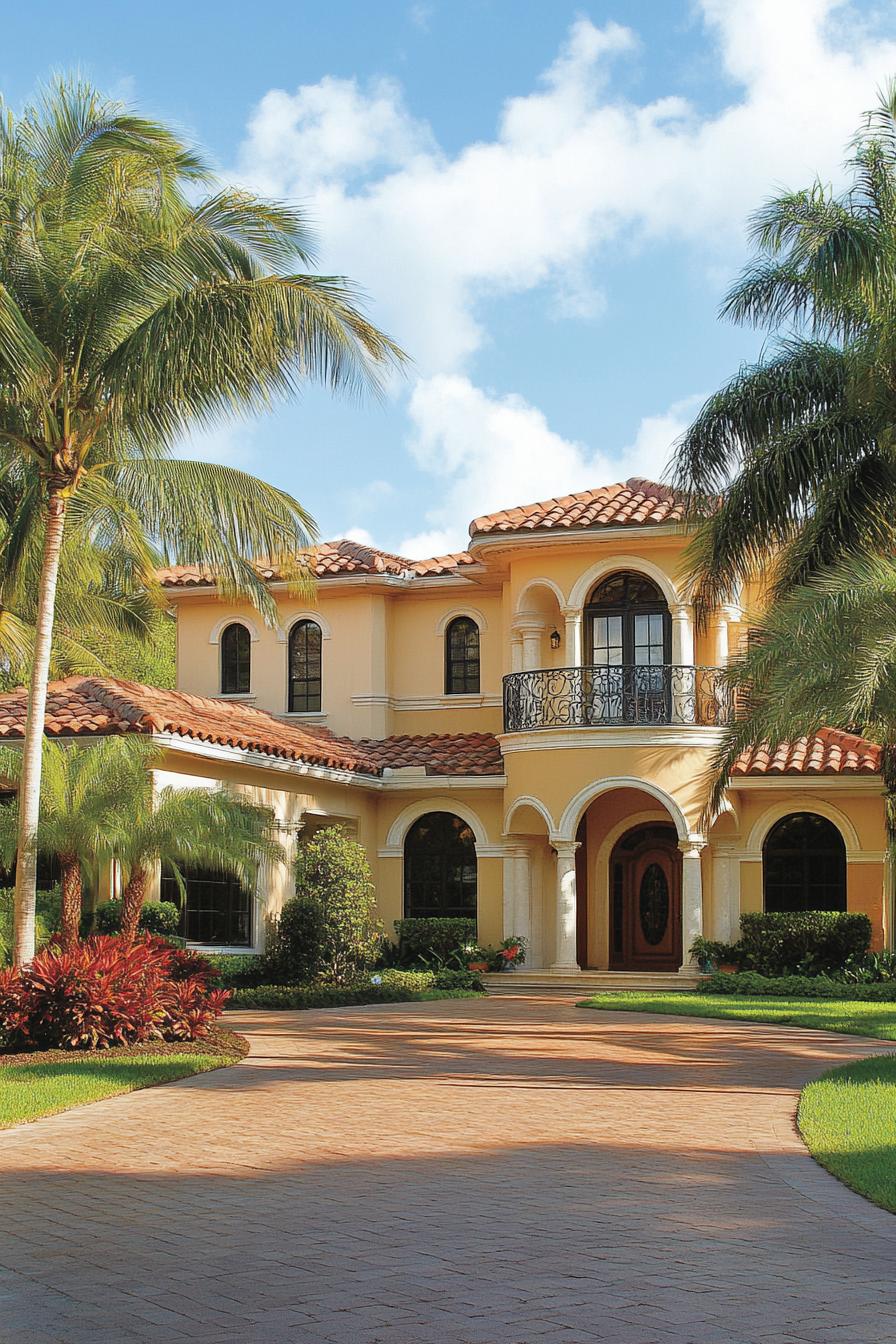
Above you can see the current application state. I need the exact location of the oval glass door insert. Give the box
[639,862,669,945]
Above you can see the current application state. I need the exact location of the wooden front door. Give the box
[609,823,681,971]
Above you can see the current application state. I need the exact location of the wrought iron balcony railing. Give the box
[502,664,732,732]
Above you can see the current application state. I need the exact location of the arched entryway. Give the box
[608,823,682,970]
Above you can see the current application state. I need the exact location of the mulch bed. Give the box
[0,1025,249,1068]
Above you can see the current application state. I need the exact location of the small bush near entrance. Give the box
[738,911,871,977]
[88,899,181,938]
[265,895,327,984]
[229,965,484,1010]
[393,917,477,966]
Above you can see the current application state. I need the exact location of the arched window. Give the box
[288,620,322,712]
[220,623,250,695]
[161,863,252,946]
[763,812,847,913]
[404,811,477,918]
[584,572,670,721]
[445,616,480,694]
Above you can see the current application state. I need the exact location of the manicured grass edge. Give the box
[576,991,896,1041]
[798,1055,896,1215]
[0,1027,247,1130]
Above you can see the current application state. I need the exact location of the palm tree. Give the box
[0,737,152,948]
[106,772,284,945]
[0,79,404,963]
[670,81,896,618]
[701,552,896,841]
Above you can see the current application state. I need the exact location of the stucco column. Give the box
[512,849,531,946]
[679,838,706,973]
[711,844,738,942]
[550,840,580,972]
[517,618,545,671]
[561,607,583,666]
[511,633,524,673]
[711,613,729,667]
[671,603,696,723]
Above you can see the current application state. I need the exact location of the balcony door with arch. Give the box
[584,572,671,723]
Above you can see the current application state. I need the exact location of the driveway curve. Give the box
[1,995,895,1344]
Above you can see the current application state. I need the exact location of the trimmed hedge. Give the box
[227,966,484,1009]
[90,899,181,938]
[738,911,871,977]
[393,917,477,966]
[699,971,896,1001]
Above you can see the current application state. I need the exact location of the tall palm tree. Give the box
[701,553,896,844]
[112,781,284,944]
[0,737,151,948]
[0,79,404,963]
[670,81,896,618]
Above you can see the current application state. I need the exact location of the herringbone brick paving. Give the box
[0,995,894,1344]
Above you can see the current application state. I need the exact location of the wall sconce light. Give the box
[550,628,562,650]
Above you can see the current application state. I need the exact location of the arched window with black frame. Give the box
[161,863,253,946]
[762,812,847,913]
[445,616,480,695]
[584,571,671,722]
[288,619,322,713]
[403,811,477,919]
[220,622,250,696]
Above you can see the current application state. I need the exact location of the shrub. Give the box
[737,911,871,977]
[159,945,221,986]
[836,949,896,984]
[0,936,229,1051]
[293,828,380,984]
[90,899,181,938]
[393,917,477,967]
[204,953,269,988]
[698,971,896,1000]
[266,894,327,984]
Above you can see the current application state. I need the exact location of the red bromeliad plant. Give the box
[0,935,229,1051]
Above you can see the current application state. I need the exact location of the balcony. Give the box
[502,664,732,733]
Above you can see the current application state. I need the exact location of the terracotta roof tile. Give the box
[732,728,881,777]
[0,678,503,780]
[158,540,476,588]
[470,477,687,537]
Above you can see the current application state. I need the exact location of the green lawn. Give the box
[0,1052,234,1129]
[578,991,896,1040]
[799,1056,896,1212]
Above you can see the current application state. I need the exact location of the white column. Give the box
[671,603,696,723]
[711,845,737,942]
[550,840,580,971]
[502,850,516,940]
[679,838,706,972]
[519,620,545,671]
[712,614,729,667]
[561,607,583,666]
[513,849,531,946]
[511,633,524,673]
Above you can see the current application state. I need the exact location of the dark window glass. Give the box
[404,811,477,919]
[220,623,250,695]
[445,617,480,694]
[161,863,252,946]
[288,620,322,712]
[763,812,847,913]
[585,571,671,721]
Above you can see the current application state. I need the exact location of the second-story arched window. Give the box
[220,622,250,695]
[445,616,480,694]
[288,619,322,712]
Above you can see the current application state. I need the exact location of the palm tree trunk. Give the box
[58,853,82,951]
[119,866,146,943]
[13,490,67,966]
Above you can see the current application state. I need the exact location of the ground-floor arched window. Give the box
[403,811,477,919]
[762,812,847,913]
[161,864,253,945]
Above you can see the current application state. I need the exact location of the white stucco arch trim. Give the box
[435,607,489,636]
[503,794,556,837]
[275,612,332,642]
[382,797,491,854]
[557,777,692,844]
[514,578,566,617]
[567,555,682,612]
[745,797,861,859]
[208,616,261,645]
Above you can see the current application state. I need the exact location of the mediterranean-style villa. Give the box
[0,477,888,979]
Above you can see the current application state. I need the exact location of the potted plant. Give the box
[496,935,528,971]
[466,943,490,973]
[689,936,741,974]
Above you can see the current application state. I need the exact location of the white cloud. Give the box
[398,375,703,556]
[343,526,376,545]
[170,419,256,467]
[236,2,896,372]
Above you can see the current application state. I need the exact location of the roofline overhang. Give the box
[467,521,687,557]
[160,568,492,600]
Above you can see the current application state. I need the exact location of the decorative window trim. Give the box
[745,797,860,858]
[208,616,260,645]
[276,613,332,642]
[444,614,481,696]
[287,618,323,715]
[383,796,490,851]
[435,606,488,636]
[567,555,682,613]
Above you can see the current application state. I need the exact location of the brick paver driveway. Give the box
[1,995,895,1344]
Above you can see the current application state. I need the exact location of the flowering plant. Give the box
[497,935,527,968]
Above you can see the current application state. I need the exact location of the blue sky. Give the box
[4,1,896,556]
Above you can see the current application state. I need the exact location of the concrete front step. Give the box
[483,969,703,994]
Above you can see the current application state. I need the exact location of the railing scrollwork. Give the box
[503,665,731,732]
